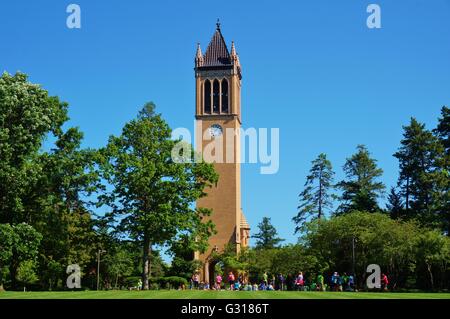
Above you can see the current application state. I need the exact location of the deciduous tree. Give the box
[100,102,218,289]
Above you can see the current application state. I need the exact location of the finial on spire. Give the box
[196,43,202,57]
[216,18,221,31]
[231,41,236,55]
[195,42,203,67]
[230,41,240,67]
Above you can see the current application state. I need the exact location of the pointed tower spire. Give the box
[196,42,202,57]
[195,42,203,67]
[230,40,241,69]
[231,41,237,56]
[200,22,231,67]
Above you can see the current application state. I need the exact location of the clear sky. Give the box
[1,0,449,247]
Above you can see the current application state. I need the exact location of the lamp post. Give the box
[96,249,106,291]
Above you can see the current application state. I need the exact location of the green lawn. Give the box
[0,290,449,299]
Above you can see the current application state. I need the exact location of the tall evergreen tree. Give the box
[293,153,334,233]
[386,187,405,220]
[393,117,447,230]
[433,106,450,235]
[336,145,385,214]
[253,217,284,249]
[433,106,449,155]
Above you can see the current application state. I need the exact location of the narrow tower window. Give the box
[213,79,220,113]
[221,79,228,113]
[204,80,211,113]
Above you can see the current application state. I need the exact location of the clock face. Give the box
[208,124,223,137]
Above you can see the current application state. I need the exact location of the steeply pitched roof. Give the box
[202,23,231,67]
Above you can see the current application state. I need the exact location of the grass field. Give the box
[1,290,449,299]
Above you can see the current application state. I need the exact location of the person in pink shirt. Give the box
[215,274,222,290]
[228,272,235,290]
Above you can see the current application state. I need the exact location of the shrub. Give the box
[158,276,188,289]
[124,276,141,288]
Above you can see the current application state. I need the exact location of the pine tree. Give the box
[386,187,404,220]
[393,117,447,229]
[253,217,284,249]
[433,106,450,235]
[336,145,385,214]
[433,106,449,155]
[293,153,334,233]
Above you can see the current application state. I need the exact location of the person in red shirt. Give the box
[381,273,389,291]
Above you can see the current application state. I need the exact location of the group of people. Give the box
[190,271,276,291]
[326,272,355,291]
[190,271,389,292]
[221,271,276,291]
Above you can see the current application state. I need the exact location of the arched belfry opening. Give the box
[221,79,228,113]
[213,79,220,113]
[204,80,211,114]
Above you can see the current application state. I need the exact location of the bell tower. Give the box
[194,21,250,282]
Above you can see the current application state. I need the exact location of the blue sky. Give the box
[1,0,449,247]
